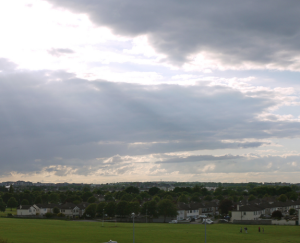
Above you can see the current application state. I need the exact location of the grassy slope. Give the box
[0,209,17,217]
[0,219,299,243]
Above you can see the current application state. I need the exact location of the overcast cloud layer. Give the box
[1,0,300,183]
[48,0,300,70]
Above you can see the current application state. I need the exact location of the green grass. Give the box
[0,209,16,217]
[0,218,299,243]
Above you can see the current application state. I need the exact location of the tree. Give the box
[286,192,298,201]
[82,192,93,202]
[204,195,212,201]
[127,202,140,215]
[272,210,283,219]
[157,199,178,223]
[104,194,114,202]
[84,203,97,218]
[219,199,233,214]
[96,202,107,217]
[278,194,287,202]
[49,193,60,203]
[21,199,29,205]
[152,196,160,203]
[2,193,13,204]
[41,194,49,204]
[8,185,14,193]
[140,192,150,199]
[248,195,256,201]
[141,200,158,217]
[87,196,97,203]
[148,187,160,196]
[289,208,296,215]
[120,193,133,202]
[200,187,209,196]
[116,201,129,217]
[53,207,60,214]
[192,185,201,193]
[59,194,67,204]
[0,198,6,212]
[190,195,201,202]
[133,195,142,203]
[177,194,188,203]
[105,202,116,217]
[7,197,18,211]
[35,196,42,204]
[82,185,91,192]
[125,186,140,194]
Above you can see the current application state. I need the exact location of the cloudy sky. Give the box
[1,0,300,184]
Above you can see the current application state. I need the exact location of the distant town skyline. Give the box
[1,0,300,183]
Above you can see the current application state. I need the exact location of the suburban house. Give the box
[176,202,219,220]
[17,205,37,216]
[231,205,265,221]
[177,202,200,220]
[19,202,89,218]
[59,203,77,217]
[76,202,89,216]
[33,203,60,215]
[199,202,219,215]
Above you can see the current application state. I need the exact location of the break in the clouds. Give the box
[1,1,300,183]
[47,0,300,70]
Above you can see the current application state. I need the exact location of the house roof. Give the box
[59,203,76,210]
[35,203,60,209]
[76,202,89,210]
[236,205,265,212]
[19,205,32,209]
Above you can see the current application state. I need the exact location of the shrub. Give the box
[7,213,13,217]
[45,212,53,218]
[289,208,296,215]
[57,213,65,217]
[272,210,283,219]
[53,207,60,214]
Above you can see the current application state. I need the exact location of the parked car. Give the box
[202,219,214,224]
[169,220,178,224]
[219,219,228,223]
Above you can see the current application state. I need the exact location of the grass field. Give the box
[0,218,299,243]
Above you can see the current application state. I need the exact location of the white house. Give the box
[231,205,265,222]
[17,205,37,216]
[177,202,200,220]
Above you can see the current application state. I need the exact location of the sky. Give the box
[1,0,300,184]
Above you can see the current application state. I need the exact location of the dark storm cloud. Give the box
[47,0,300,68]
[1,59,300,175]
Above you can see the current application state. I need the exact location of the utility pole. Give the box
[132,213,135,243]
[102,209,104,227]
